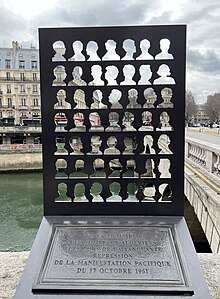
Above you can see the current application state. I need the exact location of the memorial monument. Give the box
[15,25,211,298]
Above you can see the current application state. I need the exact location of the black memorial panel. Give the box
[39,25,186,216]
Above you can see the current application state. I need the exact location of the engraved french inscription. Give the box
[35,224,189,292]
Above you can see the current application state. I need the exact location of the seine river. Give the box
[0,172,210,252]
[0,172,43,251]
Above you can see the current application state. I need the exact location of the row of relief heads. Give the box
[52,38,174,62]
[55,135,173,155]
[53,64,176,86]
[55,181,172,203]
[55,157,172,179]
[54,87,174,110]
[54,111,173,132]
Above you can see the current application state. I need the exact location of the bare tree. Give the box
[185,90,197,125]
[204,93,220,123]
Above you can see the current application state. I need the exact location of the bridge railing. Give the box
[185,136,220,253]
[185,136,220,177]
[184,167,220,253]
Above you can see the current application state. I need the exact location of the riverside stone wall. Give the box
[0,152,42,172]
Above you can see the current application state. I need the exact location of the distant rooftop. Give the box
[0,41,38,50]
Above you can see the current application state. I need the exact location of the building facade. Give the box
[0,41,41,126]
[0,42,173,145]
[195,104,209,125]
[0,42,100,145]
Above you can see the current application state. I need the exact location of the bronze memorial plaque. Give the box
[34,224,191,293]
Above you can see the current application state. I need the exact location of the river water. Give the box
[0,172,211,252]
[0,172,43,251]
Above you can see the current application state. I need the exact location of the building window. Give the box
[8,111,14,117]
[7,98,12,108]
[5,60,11,69]
[19,60,25,69]
[20,85,25,93]
[33,73,37,81]
[20,112,27,117]
[20,73,25,81]
[6,72,11,80]
[0,112,2,118]
[33,85,38,93]
[6,84,11,93]
[0,98,2,108]
[33,112,40,117]
[33,98,39,106]
[31,61,37,69]
[21,98,26,106]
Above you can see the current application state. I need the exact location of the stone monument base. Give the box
[14,216,211,298]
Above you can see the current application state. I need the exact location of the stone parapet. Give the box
[0,252,219,299]
[185,166,220,253]
[185,136,220,176]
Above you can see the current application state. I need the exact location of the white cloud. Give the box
[186,70,220,104]
[2,0,57,20]
[0,0,219,103]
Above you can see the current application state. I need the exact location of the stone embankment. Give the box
[0,151,42,172]
[0,252,219,299]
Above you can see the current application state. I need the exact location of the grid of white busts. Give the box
[42,30,183,208]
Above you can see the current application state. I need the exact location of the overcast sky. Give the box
[0,0,220,103]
